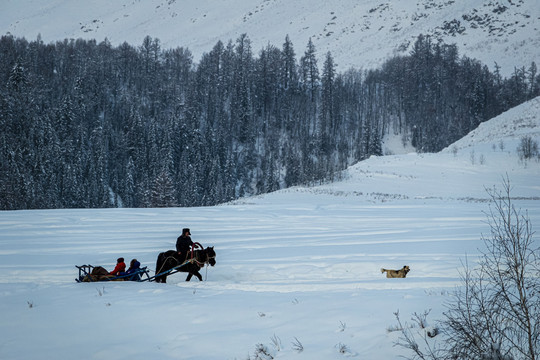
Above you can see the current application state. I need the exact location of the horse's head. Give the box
[206,246,216,266]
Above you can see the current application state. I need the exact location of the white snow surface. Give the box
[1,97,539,359]
[1,0,539,76]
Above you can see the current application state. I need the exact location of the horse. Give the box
[154,246,216,283]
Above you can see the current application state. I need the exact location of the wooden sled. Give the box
[75,264,151,282]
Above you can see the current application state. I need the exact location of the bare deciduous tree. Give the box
[396,177,539,360]
[517,136,539,161]
[445,177,539,359]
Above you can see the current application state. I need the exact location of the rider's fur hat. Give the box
[182,228,191,235]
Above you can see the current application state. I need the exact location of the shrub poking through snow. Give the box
[291,337,304,353]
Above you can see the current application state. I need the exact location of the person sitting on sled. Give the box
[176,228,200,262]
[126,259,140,274]
[109,257,126,276]
[124,258,142,281]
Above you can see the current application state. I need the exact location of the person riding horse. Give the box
[155,245,216,283]
[176,228,200,262]
[154,227,215,283]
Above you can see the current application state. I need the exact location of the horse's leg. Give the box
[192,270,203,281]
[186,272,193,281]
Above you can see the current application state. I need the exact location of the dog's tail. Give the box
[380,268,386,273]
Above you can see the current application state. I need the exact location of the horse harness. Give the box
[190,249,215,267]
[154,243,216,282]
[159,246,213,271]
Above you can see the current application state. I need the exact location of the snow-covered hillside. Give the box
[446,95,540,151]
[0,97,538,359]
[2,0,539,75]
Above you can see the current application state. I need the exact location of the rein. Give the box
[156,254,181,275]
[194,250,215,281]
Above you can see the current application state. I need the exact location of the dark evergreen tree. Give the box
[300,38,319,102]
[151,170,177,207]
[0,34,534,210]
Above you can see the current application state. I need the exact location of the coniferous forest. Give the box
[1,33,538,210]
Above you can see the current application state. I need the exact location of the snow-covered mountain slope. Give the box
[2,0,539,75]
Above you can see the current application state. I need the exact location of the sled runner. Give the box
[76,259,202,283]
[75,243,216,283]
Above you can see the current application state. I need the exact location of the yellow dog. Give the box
[381,265,410,278]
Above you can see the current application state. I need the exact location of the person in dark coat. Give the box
[176,228,199,262]
[126,259,141,274]
[126,258,142,281]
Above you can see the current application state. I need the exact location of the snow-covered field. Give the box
[1,98,539,359]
